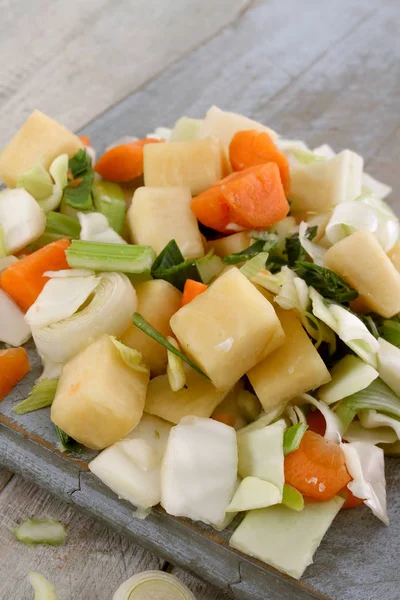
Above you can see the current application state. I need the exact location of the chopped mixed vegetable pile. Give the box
[0,106,399,580]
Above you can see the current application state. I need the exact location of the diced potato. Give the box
[145,365,228,423]
[200,106,278,168]
[51,335,149,449]
[387,241,400,272]
[127,186,204,258]
[247,309,331,412]
[121,279,181,376]
[324,230,400,318]
[170,268,285,390]
[143,137,223,195]
[208,232,251,258]
[0,110,83,188]
[289,150,363,215]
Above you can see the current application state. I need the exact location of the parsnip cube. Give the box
[143,137,223,195]
[51,335,149,449]
[170,268,285,390]
[128,186,203,258]
[247,309,331,411]
[208,232,252,258]
[289,150,363,214]
[121,280,181,375]
[324,230,400,318]
[145,366,228,423]
[0,110,83,188]
[388,242,400,272]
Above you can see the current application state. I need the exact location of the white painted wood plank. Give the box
[0,0,250,148]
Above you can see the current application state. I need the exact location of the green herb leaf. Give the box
[13,379,58,415]
[14,518,66,546]
[151,240,202,291]
[63,149,94,210]
[222,240,267,264]
[307,225,318,241]
[283,423,308,456]
[295,260,358,303]
[132,313,210,380]
[285,235,306,266]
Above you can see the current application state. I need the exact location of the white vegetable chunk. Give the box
[78,212,126,244]
[318,355,379,405]
[161,416,237,525]
[89,414,172,509]
[226,477,281,512]
[128,186,204,259]
[0,289,31,346]
[341,441,388,525]
[0,188,46,253]
[237,419,286,495]
[229,497,344,579]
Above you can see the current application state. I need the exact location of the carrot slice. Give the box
[0,238,70,312]
[212,413,236,428]
[0,348,30,401]
[191,163,289,233]
[95,138,162,182]
[229,130,290,194]
[181,279,208,307]
[284,430,351,501]
[79,135,91,147]
[306,409,326,436]
[340,485,364,509]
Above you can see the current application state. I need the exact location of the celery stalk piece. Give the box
[13,379,58,415]
[66,240,156,273]
[45,211,81,238]
[229,496,344,579]
[28,571,61,600]
[226,477,281,512]
[92,180,126,234]
[282,484,304,511]
[14,518,66,546]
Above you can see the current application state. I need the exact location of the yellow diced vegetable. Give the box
[208,232,252,258]
[387,241,400,272]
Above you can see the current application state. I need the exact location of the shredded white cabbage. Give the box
[78,212,126,244]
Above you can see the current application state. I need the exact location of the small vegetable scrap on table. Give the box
[1,106,400,581]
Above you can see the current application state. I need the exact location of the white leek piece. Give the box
[359,409,400,440]
[32,272,136,369]
[0,289,31,346]
[0,188,46,253]
[226,477,281,512]
[113,571,196,600]
[229,496,344,580]
[341,441,388,525]
[78,212,127,244]
[237,419,286,495]
[300,394,343,443]
[161,416,237,524]
[41,154,69,212]
[28,571,61,600]
[89,414,172,509]
[318,355,378,405]
[377,337,400,396]
[25,275,100,329]
[344,420,397,445]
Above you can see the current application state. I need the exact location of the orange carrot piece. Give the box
[284,430,351,501]
[0,348,30,401]
[229,130,291,194]
[212,413,236,428]
[0,238,70,312]
[181,279,208,307]
[340,485,364,510]
[79,135,92,147]
[191,163,289,234]
[95,138,162,182]
[306,409,326,437]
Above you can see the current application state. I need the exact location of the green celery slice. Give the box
[45,211,81,238]
[283,423,308,456]
[92,180,126,234]
[66,240,155,273]
[13,379,58,415]
[14,518,66,546]
[132,313,209,379]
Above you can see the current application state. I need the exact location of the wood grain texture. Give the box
[0,0,250,148]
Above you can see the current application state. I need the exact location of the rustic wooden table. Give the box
[0,0,399,598]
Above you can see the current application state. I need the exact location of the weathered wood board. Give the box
[1,0,400,597]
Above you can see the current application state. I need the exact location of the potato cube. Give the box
[0,110,83,188]
[121,279,181,375]
[128,186,203,258]
[145,365,228,423]
[51,335,149,449]
[324,230,400,318]
[170,268,285,390]
[387,241,400,272]
[247,309,331,411]
[208,232,252,258]
[144,137,223,195]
